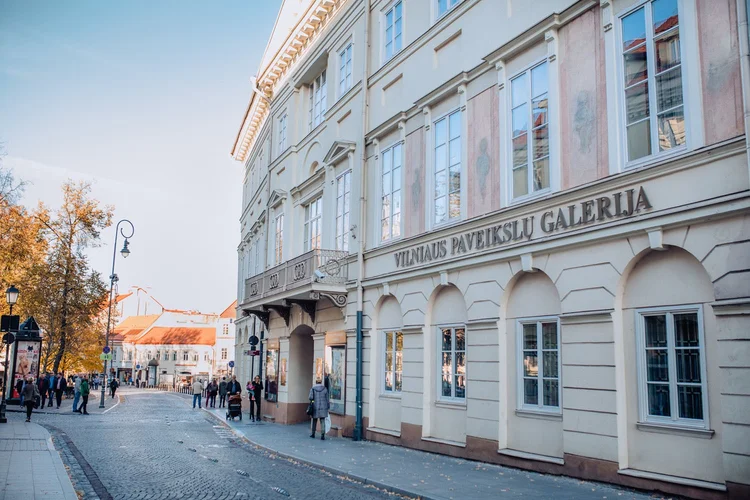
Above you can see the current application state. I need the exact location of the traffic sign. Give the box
[103,346,111,354]
[2,332,15,345]
[228,361,235,368]
[0,315,19,333]
[136,364,141,369]
[99,353,112,361]
[249,335,259,346]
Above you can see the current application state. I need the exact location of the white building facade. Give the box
[232,1,750,498]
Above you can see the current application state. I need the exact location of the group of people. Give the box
[188,373,330,437]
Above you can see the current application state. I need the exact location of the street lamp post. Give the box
[0,285,19,424]
[99,220,134,409]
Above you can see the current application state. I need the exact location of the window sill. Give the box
[498,448,565,465]
[367,426,401,438]
[379,393,402,401]
[509,188,553,206]
[435,400,467,410]
[515,409,563,421]
[623,146,688,172]
[636,422,714,439]
[421,436,466,448]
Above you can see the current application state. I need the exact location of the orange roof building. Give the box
[134,327,216,346]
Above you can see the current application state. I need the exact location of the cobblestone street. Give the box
[6,388,393,500]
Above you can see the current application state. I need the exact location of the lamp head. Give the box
[5,285,19,306]
[120,239,131,259]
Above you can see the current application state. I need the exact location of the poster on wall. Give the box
[13,340,40,388]
[325,345,345,414]
[315,357,323,383]
[280,358,287,386]
[265,349,278,402]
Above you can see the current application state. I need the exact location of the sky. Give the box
[0,0,282,314]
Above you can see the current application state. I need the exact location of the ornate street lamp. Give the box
[99,220,134,408]
[0,286,19,423]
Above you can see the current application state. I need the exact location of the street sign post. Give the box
[99,353,112,361]
[103,346,111,354]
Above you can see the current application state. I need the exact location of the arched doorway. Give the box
[287,325,314,424]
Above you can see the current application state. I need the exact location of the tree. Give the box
[34,180,113,374]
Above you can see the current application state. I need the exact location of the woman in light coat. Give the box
[308,377,330,440]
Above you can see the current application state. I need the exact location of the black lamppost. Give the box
[99,220,134,408]
[0,285,19,423]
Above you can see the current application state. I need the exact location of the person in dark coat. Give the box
[218,377,228,408]
[109,377,119,398]
[249,376,262,422]
[22,376,40,422]
[308,377,330,440]
[53,372,67,409]
[227,375,241,396]
[38,373,51,409]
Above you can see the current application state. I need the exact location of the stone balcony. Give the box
[239,248,349,327]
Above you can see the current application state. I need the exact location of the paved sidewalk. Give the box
[202,406,655,500]
[0,421,77,500]
[7,387,120,416]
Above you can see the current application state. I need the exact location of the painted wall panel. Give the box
[467,87,501,218]
[404,128,426,238]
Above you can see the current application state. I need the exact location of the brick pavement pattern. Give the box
[6,388,391,500]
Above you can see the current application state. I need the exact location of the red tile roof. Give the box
[134,327,216,346]
[113,314,161,341]
[220,300,238,319]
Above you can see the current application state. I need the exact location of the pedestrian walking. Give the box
[72,374,82,413]
[218,377,228,408]
[93,375,99,390]
[38,373,51,409]
[227,375,241,396]
[16,378,25,405]
[209,379,219,408]
[109,377,119,398]
[308,377,330,440]
[47,373,55,407]
[54,372,67,409]
[192,379,204,409]
[22,376,40,422]
[79,376,90,415]
[249,376,262,422]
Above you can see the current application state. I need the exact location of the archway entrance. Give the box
[286,324,314,424]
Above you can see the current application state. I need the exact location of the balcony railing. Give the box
[244,249,348,302]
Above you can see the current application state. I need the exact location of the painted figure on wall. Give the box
[411,165,422,210]
[476,138,490,200]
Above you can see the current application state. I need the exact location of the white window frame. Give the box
[309,70,327,130]
[221,348,228,361]
[172,351,177,361]
[339,43,353,96]
[380,142,403,242]
[382,330,403,395]
[274,213,284,265]
[222,324,229,335]
[303,197,323,252]
[336,170,352,252]
[163,351,168,361]
[617,0,688,168]
[383,0,403,63]
[183,351,189,361]
[436,0,461,20]
[437,324,466,402]
[278,113,287,155]
[508,60,551,202]
[516,317,561,413]
[635,304,709,429]
[432,109,463,226]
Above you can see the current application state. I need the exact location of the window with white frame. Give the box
[636,307,707,426]
[193,353,199,362]
[204,353,209,362]
[309,70,327,130]
[339,44,353,95]
[384,331,403,393]
[434,110,461,224]
[274,214,284,265]
[336,170,351,251]
[621,0,685,163]
[221,348,228,360]
[510,62,549,199]
[381,143,402,241]
[183,351,189,361]
[439,326,466,400]
[128,350,133,361]
[254,238,261,273]
[278,113,287,154]
[155,350,160,360]
[163,351,168,361]
[437,0,460,18]
[222,324,229,335]
[384,1,403,61]
[172,351,177,361]
[304,197,322,252]
[519,319,560,410]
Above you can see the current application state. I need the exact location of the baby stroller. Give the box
[226,394,242,421]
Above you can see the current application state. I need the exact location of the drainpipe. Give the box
[738,0,750,178]
[354,0,371,442]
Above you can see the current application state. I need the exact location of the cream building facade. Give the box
[232,1,750,498]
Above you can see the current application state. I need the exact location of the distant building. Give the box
[215,301,237,380]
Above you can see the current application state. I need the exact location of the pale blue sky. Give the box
[0,0,282,313]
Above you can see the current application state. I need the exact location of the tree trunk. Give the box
[52,265,70,374]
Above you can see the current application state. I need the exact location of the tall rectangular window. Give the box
[163,351,168,361]
[384,1,403,61]
[637,307,707,426]
[519,319,560,411]
[510,62,549,199]
[434,110,461,225]
[278,113,287,154]
[274,214,284,265]
[621,0,684,162]
[437,0,460,18]
[221,348,228,360]
[339,44,353,95]
[381,143,402,241]
[384,331,403,393]
[172,351,177,361]
[304,197,322,252]
[336,170,351,251]
[309,70,327,130]
[183,351,189,361]
[222,324,229,335]
[254,238,260,273]
[440,326,466,400]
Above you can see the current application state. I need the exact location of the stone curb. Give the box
[202,409,434,500]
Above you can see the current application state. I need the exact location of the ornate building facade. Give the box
[231,1,750,498]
